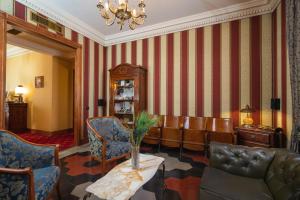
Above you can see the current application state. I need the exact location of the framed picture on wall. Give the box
[35,76,44,88]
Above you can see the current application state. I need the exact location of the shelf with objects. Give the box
[109,63,147,128]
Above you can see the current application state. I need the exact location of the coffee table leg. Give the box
[162,163,165,182]
[160,162,166,199]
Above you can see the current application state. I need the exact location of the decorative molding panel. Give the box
[16,0,280,46]
[16,0,105,44]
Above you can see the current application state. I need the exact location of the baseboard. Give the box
[28,128,73,136]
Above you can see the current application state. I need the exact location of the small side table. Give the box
[5,102,28,133]
[236,126,276,148]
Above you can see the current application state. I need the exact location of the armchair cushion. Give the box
[200,167,273,200]
[112,120,130,142]
[0,173,29,200]
[34,166,60,200]
[0,131,56,169]
[106,141,131,160]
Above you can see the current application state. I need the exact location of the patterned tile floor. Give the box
[53,144,208,200]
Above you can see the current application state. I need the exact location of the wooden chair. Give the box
[161,115,185,158]
[206,118,235,145]
[142,115,164,151]
[182,117,207,153]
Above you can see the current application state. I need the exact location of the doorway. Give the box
[0,13,83,146]
[6,42,75,150]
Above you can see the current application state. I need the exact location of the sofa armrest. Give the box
[209,142,275,179]
[0,167,35,200]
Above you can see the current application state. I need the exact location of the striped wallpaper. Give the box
[106,16,272,125]
[104,2,292,143]
[1,0,293,143]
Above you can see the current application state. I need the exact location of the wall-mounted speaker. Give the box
[98,99,106,107]
[271,98,280,110]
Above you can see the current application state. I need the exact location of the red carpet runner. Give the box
[19,131,74,151]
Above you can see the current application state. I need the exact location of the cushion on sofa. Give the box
[200,167,273,200]
[265,149,300,200]
[210,142,275,179]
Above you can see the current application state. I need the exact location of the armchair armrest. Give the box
[0,167,35,200]
[87,120,106,162]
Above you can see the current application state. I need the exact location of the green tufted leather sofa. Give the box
[200,142,300,200]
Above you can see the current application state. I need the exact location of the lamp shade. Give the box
[15,85,26,95]
[240,105,255,113]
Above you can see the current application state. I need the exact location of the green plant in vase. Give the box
[130,111,157,169]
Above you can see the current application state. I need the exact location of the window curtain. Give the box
[286,0,300,152]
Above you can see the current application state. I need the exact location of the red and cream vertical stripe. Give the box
[4,0,293,142]
[106,14,282,129]
[274,0,293,143]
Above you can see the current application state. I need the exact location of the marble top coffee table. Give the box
[85,154,165,200]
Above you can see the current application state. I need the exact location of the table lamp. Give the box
[15,85,26,103]
[240,105,255,128]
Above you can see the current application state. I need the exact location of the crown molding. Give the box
[16,0,280,47]
[105,0,281,45]
[7,46,31,58]
[16,0,106,45]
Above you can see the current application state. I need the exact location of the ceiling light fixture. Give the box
[97,0,146,30]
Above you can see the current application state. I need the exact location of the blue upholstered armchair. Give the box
[0,130,61,200]
[86,117,131,172]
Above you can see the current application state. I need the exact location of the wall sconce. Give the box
[15,85,26,103]
[240,105,255,128]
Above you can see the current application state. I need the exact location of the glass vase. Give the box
[131,145,140,169]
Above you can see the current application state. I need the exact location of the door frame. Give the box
[0,12,83,145]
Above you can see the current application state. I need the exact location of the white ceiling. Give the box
[7,44,31,58]
[17,0,278,45]
[44,0,251,35]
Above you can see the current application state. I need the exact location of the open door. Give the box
[0,12,84,145]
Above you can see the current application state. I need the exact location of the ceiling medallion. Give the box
[97,0,146,30]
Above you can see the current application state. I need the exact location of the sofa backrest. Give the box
[210,142,275,179]
[265,149,300,200]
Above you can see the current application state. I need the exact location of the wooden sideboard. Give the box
[5,102,28,133]
[237,127,278,148]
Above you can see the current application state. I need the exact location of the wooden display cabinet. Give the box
[109,63,147,127]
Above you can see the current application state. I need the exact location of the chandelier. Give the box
[97,0,146,30]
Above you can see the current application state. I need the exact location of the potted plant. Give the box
[130,111,157,169]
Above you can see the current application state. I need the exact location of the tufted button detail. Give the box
[243,161,249,168]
